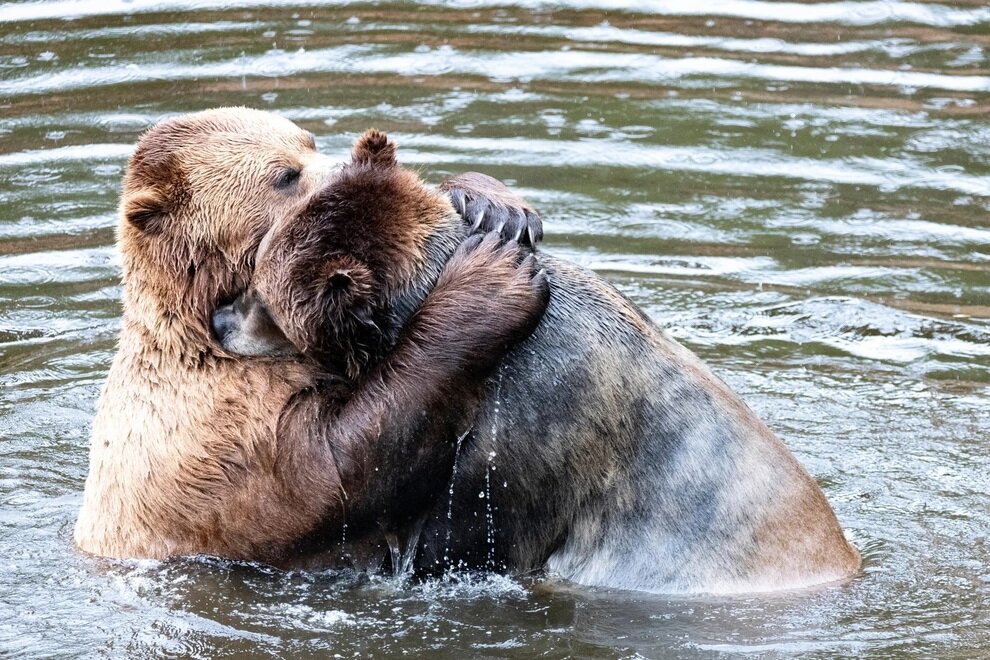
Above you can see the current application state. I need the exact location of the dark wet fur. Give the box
[223,131,857,591]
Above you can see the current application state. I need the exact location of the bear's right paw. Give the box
[438,231,550,343]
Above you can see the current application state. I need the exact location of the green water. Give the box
[1,1,988,657]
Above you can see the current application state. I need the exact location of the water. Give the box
[484,366,504,572]
[443,429,470,571]
[1,0,988,656]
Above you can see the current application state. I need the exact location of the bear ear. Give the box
[320,258,374,297]
[316,257,377,324]
[351,129,397,168]
[327,270,354,291]
[123,188,169,234]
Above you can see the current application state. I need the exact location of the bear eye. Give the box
[274,167,301,191]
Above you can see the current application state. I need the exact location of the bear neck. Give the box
[387,210,466,338]
[121,287,215,363]
[119,248,238,364]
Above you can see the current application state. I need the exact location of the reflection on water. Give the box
[1,0,988,656]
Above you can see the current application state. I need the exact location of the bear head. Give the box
[118,107,333,357]
[212,129,464,380]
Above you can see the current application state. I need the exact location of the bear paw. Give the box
[440,172,543,249]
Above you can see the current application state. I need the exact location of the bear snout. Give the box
[211,301,238,345]
[211,291,301,359]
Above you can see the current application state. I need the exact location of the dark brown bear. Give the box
[215,130,545,384]
[217,130,861,594]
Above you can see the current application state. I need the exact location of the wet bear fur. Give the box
[221,130,861,594]
[74,108,547,564]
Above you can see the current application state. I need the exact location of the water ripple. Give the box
[4,45,989,99]
[464,23,972,59]
[2,0,988,27]
[0,144,133,168]
[396,134,990,196]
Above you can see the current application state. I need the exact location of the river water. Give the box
[1,1,988,657]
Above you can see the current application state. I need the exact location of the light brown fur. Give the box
[75,108,336,559]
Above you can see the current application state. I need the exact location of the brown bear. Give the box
[74,108,547,564]
[218,129,862,593]
[213,130,542,384]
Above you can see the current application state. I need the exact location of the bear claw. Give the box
[440,172,544,250]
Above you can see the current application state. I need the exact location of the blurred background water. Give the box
[1,0,989,657]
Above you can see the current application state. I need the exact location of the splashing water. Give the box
[485,366,504,571]
[442,428,471,571]
[339,521,348,565]
[385,515,427,579]
[399,516,426,577]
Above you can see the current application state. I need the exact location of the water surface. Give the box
[1,1,988,657]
